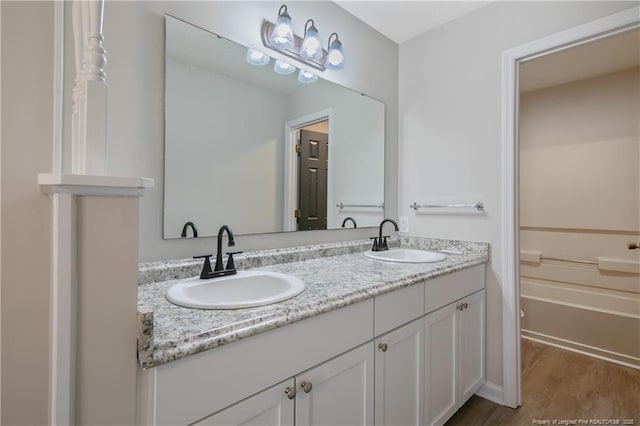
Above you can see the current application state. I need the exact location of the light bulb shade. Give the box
[274,59,296,75]
[326,33,345,69]
[246,48,270,66]
[300,19,323,61]
[269,5,294,49]
[297,69,318,84]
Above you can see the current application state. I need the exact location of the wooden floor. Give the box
[446,339,640,425]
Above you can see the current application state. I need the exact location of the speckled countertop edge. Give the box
[137,236,489,368]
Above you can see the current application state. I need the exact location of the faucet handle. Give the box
[381,236,390,250]
[226,251,243,271]
[193,254,214,279]
[369,236,379,252]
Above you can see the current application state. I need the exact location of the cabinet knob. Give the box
[284,386,297,399]
[463,302,468,309]
[456,303,463,311]
[378,342,388,352]
[300,381,312,393]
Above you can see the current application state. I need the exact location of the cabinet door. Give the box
[458,290,485,405]
[374,318,424,426]
[192,379,295,426]
[424,303,458,426]
[296,343,374,426]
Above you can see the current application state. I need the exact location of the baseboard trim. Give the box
[522,330,640,370]
[475,381,505,406]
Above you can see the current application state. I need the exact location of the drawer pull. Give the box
[300,381,312,393]
[284,386,296,399]
[378,343,388,352]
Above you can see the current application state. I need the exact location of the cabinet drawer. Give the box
[375,282,425,336]
[425,265,485,314]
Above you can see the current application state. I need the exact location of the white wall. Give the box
[72,1,398,261]
[399,1,638,393]
[285,82,385,229]
[520,68,640,232]
[519,68,640,365]
[164,59,286,237]
[1,2,54,424]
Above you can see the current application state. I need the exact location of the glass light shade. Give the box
[269,5,294,49]
[245,49,270,66]
[326,33,345,69]
[297,69,318,84]
[274,59,296,75]
[300,20,323,61]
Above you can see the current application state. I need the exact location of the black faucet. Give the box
[194,225,242,279]
[341,217,357,228]
[181,221,198,238]
[371,218,399,252]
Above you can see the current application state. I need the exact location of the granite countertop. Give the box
[137,236,489,368]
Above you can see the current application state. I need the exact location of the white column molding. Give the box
[40,175,154,425]
[500,5,639,409]
[49,193,77,426]
[71,0,107,175]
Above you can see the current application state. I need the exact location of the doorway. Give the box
[500,6,640,408]
[283,110,333,232]
[518,29,640,369]
[297,124,329,231]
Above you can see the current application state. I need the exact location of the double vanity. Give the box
[136,235,488,426]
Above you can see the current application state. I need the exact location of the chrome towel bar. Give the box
[336,203,384,209]
[410,202,484,211]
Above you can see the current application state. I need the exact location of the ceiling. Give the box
[519,29,640,93]
[334,1,493,44]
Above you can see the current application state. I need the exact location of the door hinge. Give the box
[295,144,301,155]
[294,209,301,218]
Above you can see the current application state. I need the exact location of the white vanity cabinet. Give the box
[194,343,374,426]
[374,318,425,426]
[137,264,485,426]
[425,289,485,426]
[192,379,295,426]
[296,343,374,426]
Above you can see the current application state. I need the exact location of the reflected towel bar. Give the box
[410,202,484,211]
[336,203,384,209]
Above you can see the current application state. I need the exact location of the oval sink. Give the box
[165,270,305,309]
[364,248,446,263]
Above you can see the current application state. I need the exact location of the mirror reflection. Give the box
[164,16,385,239]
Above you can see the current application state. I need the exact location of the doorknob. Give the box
[628,242,639,250]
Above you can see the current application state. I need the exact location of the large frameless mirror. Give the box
[163,15,385,239]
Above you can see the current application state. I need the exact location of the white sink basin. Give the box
[165,270,305,309]
[364,248,446,263]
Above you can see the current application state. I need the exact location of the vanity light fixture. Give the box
[268,4,294,49]
[297,69,318,84]
[261,4,345,72]
[245,48,270,66]
[300,19,322,61]
[274,59,296,75]
[326,33,345,69]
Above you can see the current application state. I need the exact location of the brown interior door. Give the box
[297,129,328,230]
